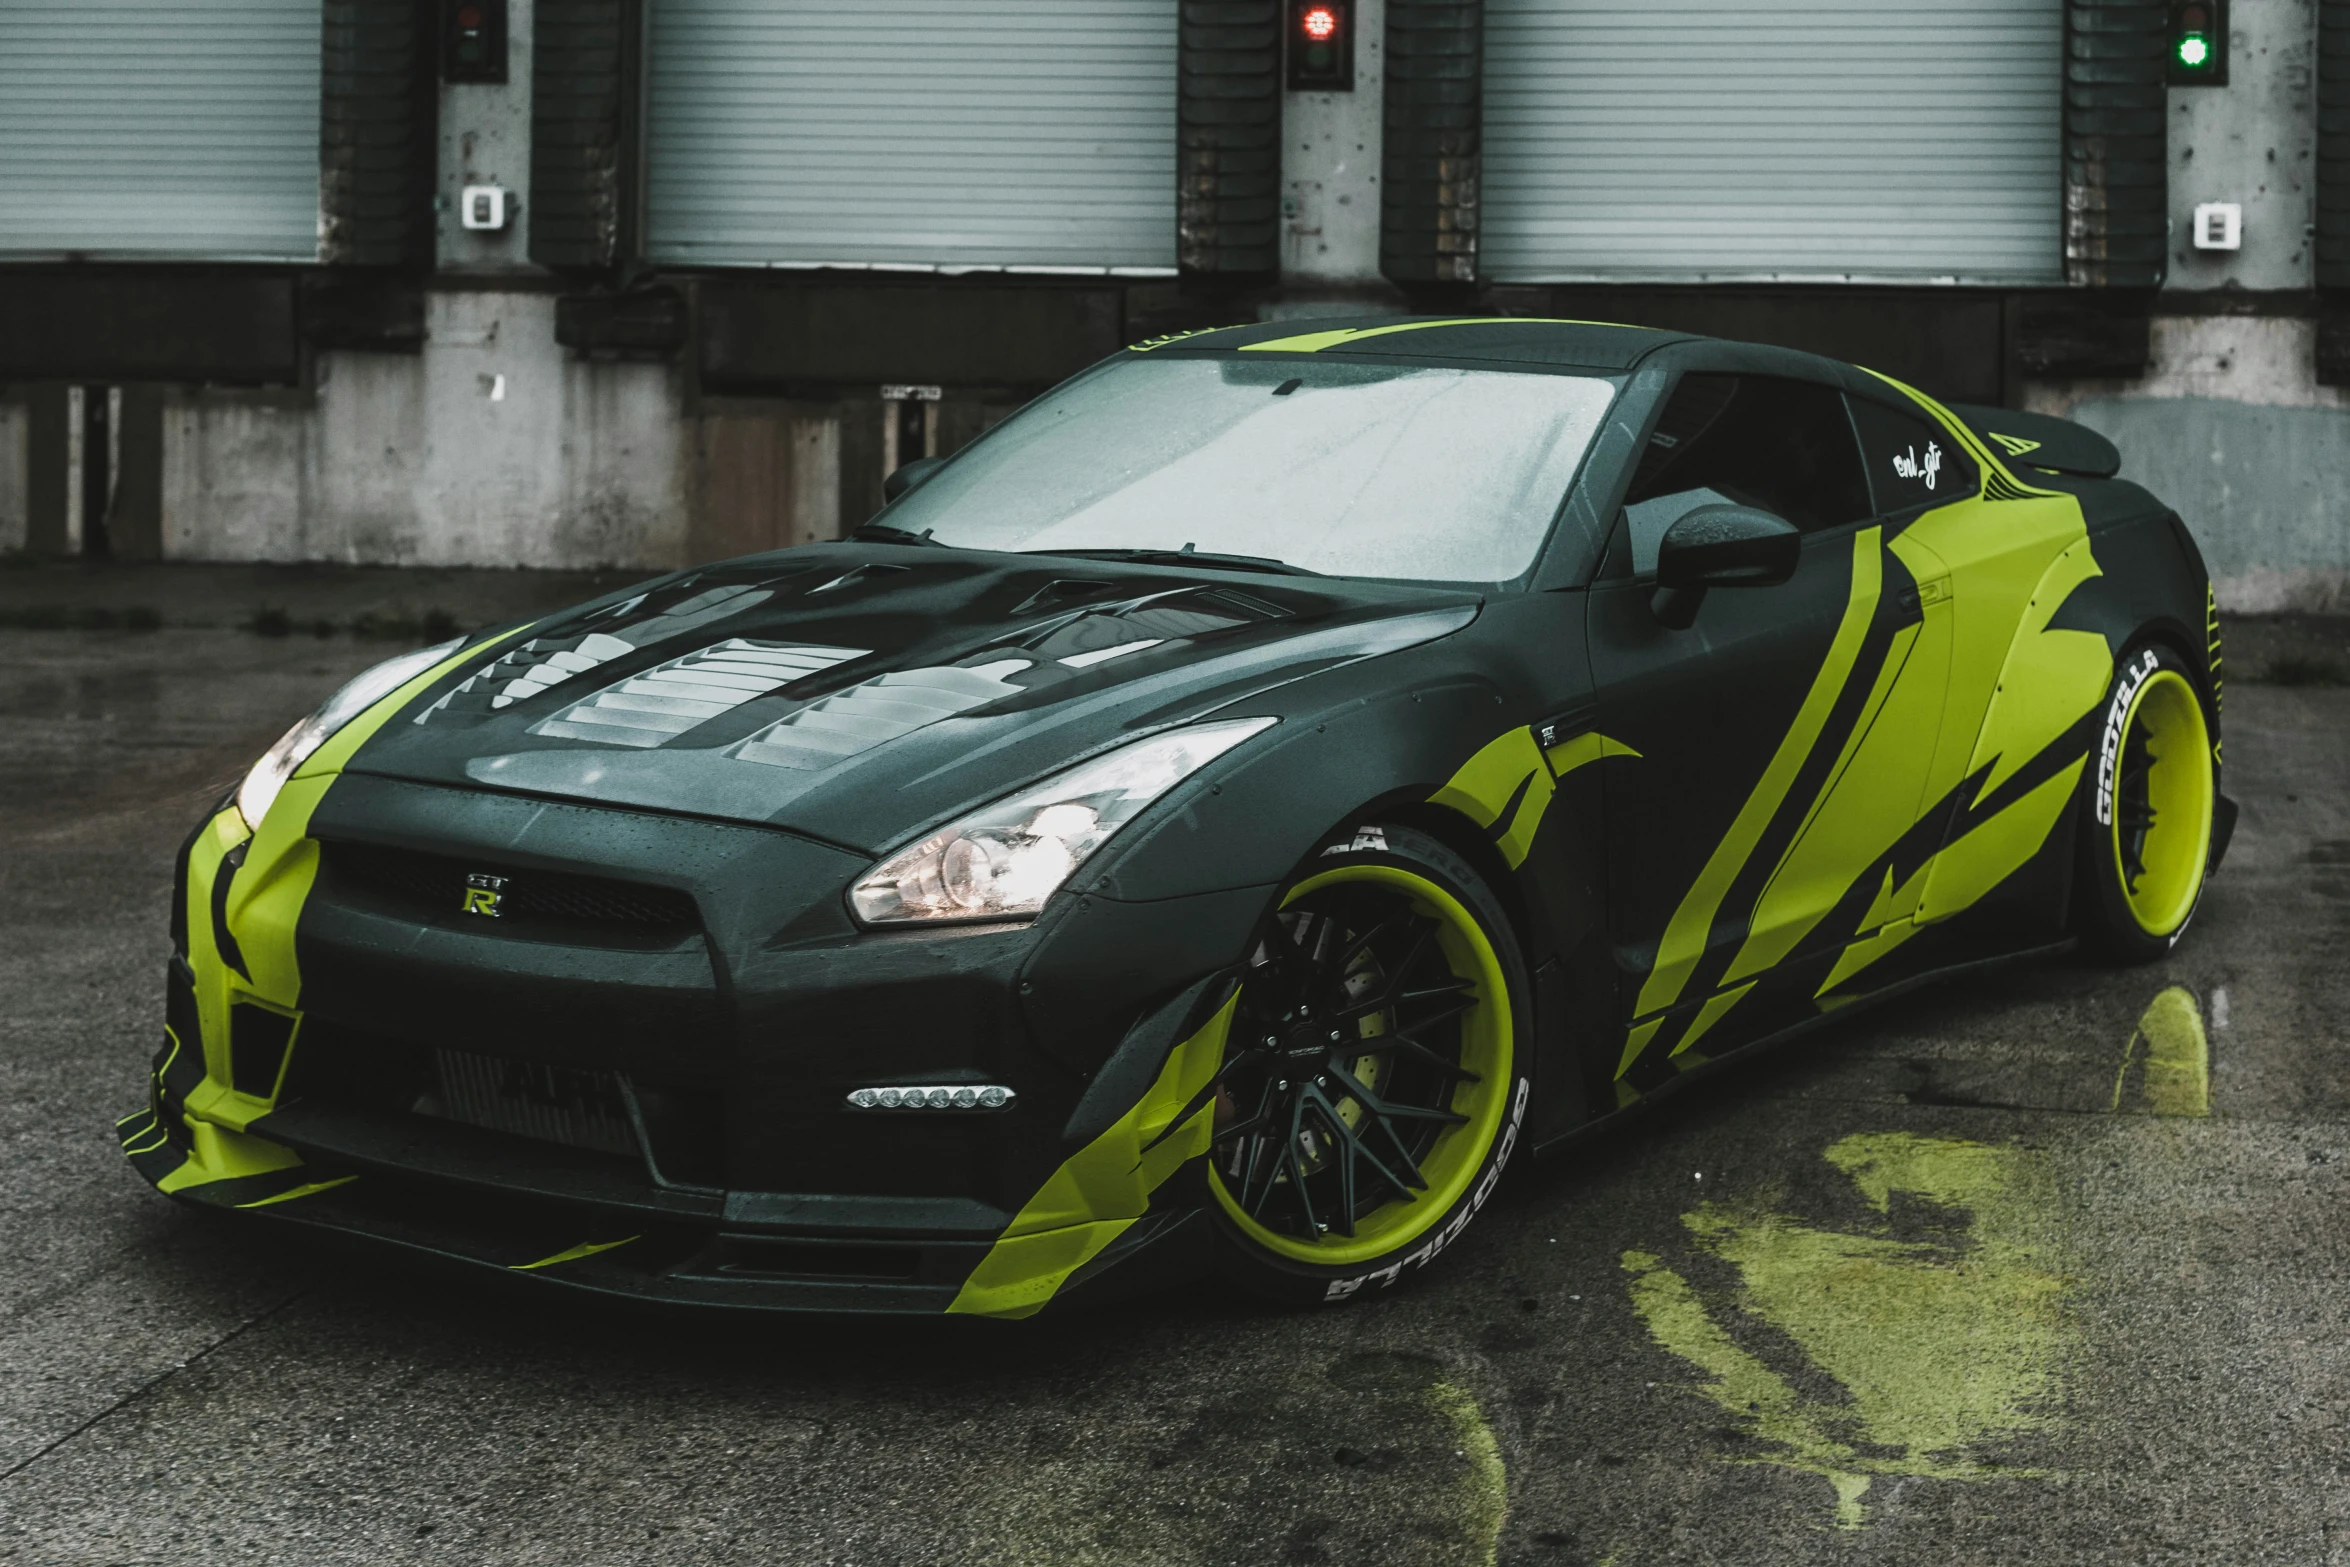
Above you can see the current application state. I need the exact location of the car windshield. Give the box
[878,356,1621,582]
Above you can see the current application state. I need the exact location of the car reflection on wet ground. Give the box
[2,603,2346,1566]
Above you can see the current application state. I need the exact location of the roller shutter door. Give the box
[1483,0,2062,283]
[646,0,1178,272]
[0,0,321,262]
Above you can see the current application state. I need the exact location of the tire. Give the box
[1203,824,1534,1306]
[2078,640,2218,964]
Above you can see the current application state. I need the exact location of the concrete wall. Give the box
[0,399,25,553]
[2028,316,2350,611]
[160,293,689,568]
[153,291,854,570]
[2024,0,2345,612]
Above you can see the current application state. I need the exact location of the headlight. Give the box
[235,638,464,832]
[851,716,1278,924]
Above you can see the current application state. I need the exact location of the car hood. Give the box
[342,544,1479,853]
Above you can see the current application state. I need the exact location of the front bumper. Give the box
[131,775,1260,1317]
[120,1109,1217,1316]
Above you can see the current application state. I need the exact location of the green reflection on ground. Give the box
[1624,1132,2067,1528]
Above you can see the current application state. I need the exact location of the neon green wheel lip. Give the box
[2114,668,2214,937]
[1209,863,1513,1267]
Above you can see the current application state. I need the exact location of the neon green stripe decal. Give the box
[947,995,1238,1318]
[511,1235,639,1271]
[1429,727,1553,870]
[237,1175,358,1209]
[1240,318,1504,354]
[1717,620,1920,993]
[1237,316,1639,356]
[1670,980,1756,1060]
[1615,1016,1665,1079]
[1628,529,1885,1042]
[1544,731,1641,776]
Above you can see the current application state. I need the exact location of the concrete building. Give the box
[0,0,2345,608]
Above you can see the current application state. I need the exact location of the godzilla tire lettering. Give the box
[1321,1076,1530,1302]
[2097,648,2161,828]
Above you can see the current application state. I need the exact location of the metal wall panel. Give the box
[646,0,1178,272]
[1483,0,2063,283]
[0,0,322,262]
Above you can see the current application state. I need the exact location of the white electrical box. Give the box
[2192,202,2242,251]
[460,185,510,232]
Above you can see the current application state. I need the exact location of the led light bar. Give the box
[846,1085,1016,1111]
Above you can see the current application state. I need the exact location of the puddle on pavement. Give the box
[2111,986,2211,1117]
[1623,1132,2069,1529]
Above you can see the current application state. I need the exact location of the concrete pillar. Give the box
[439,0,536,276]
[110,386,165,561]
[24,383,68,557]
[1275,0,1401,314]
[0,397,24,554]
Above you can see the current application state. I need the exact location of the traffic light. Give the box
[2167,0,2226,86]
[443,0,508,84]
[1287,0,1354,92]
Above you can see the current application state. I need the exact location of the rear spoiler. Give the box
[1944,403,2121,479]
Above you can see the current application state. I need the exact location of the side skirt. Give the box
[1530,937,2079,1160]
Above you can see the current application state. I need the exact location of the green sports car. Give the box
[123,317,2234,1316]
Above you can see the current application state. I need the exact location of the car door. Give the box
[1584,371,1954,1097]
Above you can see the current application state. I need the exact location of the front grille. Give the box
[327,842,698,929]
[426,1047,638,1158]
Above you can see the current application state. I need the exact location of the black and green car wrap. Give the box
[124,318,2235,1317]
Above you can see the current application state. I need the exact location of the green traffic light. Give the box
[2177,32,2211,68]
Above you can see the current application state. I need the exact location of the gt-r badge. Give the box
[462,873,507,917]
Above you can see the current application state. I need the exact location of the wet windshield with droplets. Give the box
[879,357,1621,583]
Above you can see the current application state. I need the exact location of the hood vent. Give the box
[415,579,798,728]
[730,659,1029,772]
[531,640,868,748]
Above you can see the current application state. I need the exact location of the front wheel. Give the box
[2078,641,2217,963]
[1203,825,1532,1306]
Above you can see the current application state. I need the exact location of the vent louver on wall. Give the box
[534,640,867,748]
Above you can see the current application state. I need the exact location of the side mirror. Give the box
[1651,505,1800,628]
[883,455,947,502]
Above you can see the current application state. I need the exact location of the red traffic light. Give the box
[442,0,507,83]
[1287,0,1354,91]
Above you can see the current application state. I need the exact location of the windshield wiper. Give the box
[1021,546,1324,577]
[851,522,943,547]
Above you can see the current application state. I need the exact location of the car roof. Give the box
[1126,315,1697,372]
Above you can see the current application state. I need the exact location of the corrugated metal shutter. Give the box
[645,0,1178,272]
[0,0,321,262]
[1482,0,2063,283]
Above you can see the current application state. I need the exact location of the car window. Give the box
[1619,375,1872,571]
[1849,395,1980,515]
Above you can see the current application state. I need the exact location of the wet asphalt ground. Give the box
[2,606,2347,1566]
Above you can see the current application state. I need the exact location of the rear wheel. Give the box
[1202,825,1532,1305]
[2079,642,2216,963]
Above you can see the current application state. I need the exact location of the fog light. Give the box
[848,1084,1015,1111]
